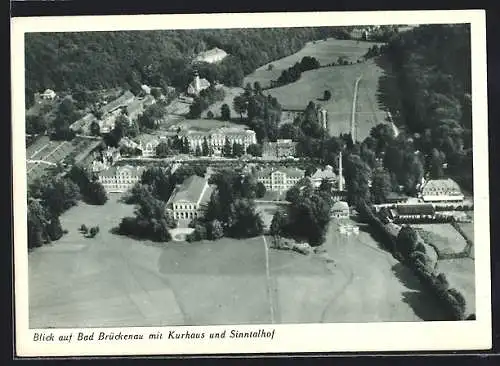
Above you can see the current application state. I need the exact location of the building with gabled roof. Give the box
[100,90,135,116]
[69,113,98,133]
[419,178,465,202]
[166,175,213,222]
[331,201,350,219]
[193,47,228,64]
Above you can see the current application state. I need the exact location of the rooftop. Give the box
[169,175,209,204]
[332,201,349,211]
[101,90,135,115]
[256,167,305,178]
[194,47,228,61]
[422,178,462,194]
[395,203,435,216]
[70,113,97,131]
[99,164,145,178]
[310,165,337,180]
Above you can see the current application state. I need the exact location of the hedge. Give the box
[359,200,469,320]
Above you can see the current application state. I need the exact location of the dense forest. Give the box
[377,24,473,191]
[25,27,350,107]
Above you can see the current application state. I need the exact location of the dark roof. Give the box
[101,90,135,115]
[396,204,435,216]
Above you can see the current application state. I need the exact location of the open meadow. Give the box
[414,224,469,256]
[263,59,387,141]
[244,38,384,89]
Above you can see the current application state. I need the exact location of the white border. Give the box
[12,10,491,357]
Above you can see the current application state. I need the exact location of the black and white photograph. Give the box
[12,10,491,356]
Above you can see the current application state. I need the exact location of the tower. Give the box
[194,70,201,94]
[338,151,344,192]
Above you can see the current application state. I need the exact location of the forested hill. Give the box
[25,27,350,106]
[378,24,473,191]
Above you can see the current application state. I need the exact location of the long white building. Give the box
[180,127,257,155]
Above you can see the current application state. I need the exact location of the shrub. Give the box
[80,224,88,233]
[447,288,467,320]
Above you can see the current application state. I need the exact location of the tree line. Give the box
[25,27,353,108]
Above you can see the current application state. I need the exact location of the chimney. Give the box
[338,151,344,192]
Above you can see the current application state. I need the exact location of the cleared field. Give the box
[414,224,468,256]
[202,86,245,120]
[458,222,474,244]
[263,59,387,141]
[244,38,383,89]
[273,220,449,323]
[29,198,449,328]
[436,258,475,316]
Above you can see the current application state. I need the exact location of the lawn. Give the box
[244,38,384,89]
[280,220,450,323]
[202,86,245,120]
[262,59,388,141]
[29,197,450,328]
[458,222,474,244]
[414,224,468,256]
[436,258,475,316]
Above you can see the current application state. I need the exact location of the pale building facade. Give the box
[256,167,305,195]
[182,127,257,155]
[98,165,145,193]
[419,178,465,202]
[193,47,228,64]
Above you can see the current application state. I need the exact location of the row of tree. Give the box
[272,56,321,87]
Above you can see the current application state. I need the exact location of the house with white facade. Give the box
[256,167,305,196]
[98,165,145,193]
[419,178,465,202]
[166,175,213,222]
[193,47,228,64]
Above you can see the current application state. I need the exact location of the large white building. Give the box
[419,178,465,202]
[256,167,305,196]
[166,175,213,222]
[97,165,145,193]
[181,127,257,156]
[193,47,228,64]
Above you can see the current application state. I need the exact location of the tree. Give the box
[323,90,332,101]
[87,181,108,205]
[370,168,392,204]
[138,103,165,129]
[396,225,419,259]
[256,182,266,198]
[285,186,301,204]
[207,110,214,119]
[202,137,210,156]
[227,199,264,238]
[343,154,372,206]
[233,95,247,120]
[209,219,224,240]
[194,144,203,157]
[26,115,48,135]
[270,210,287,237]
[253,81,262,95]
[246,143,262,157]
[222,137,232,157]
[156,141,172,158]
[90,121,100,136]
[220,103,231,121]
[232,142,245,157]
[80,224,88,233]
[47,215,64,241]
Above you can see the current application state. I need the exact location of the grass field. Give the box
[414,224,468,256]
[202,86,245,120]
[262,59,387,141]
[29,197,450,328]
[458,222,474,244]
[244,38,384,89]
[436,258,475,316]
